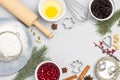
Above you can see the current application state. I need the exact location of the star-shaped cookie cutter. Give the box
[63,17,75,29]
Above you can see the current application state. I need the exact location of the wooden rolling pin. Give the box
[0,0,53,38]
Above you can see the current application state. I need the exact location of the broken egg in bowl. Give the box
[38,0,66,21]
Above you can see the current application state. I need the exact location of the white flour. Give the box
[0,32,22,58]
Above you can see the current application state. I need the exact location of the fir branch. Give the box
[14,46,50,80]
[96,9,120,35]
[118,20,120,26]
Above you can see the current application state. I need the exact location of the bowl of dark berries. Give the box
[35,61,62,80]
[89,0,114,21]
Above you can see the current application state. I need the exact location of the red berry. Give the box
[102,50,105,53]
[101,46,104,49]
[112,49,116,54]
[100,41,103,46]
[37,62,60,80]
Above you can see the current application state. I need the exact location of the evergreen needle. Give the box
[118,20,120,26]
[96,9,120,35]
[14,46,49,80]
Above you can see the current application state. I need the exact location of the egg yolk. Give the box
[45,6,58,18]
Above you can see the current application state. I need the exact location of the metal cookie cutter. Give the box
[102,36,112,48]
[63,17,75,29]
[71,60,83,73]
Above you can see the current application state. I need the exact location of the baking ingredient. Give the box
[30,28,41,43]
[108,66,116,75]
[51,24,57,30]
[84,75,93,80]
[112,43,119,50]
[14,46,49,80]
[77,65,91,80]
[42,0,62,19]
[33,32,36,36]
[37,62,60,80]
[63,74,77,80]
[45,7,58,18]
[112,34,120,50]
[36,36,41,43]
[91,0,112,19]
[98,61,106,71]
[114,34,119,43]
[0,32,22,61]
[62,67,68,73]
[95,57,120,80]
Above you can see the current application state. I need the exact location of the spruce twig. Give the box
[97,9,120,35]
[14,46,49,80]
[118,20,120,26]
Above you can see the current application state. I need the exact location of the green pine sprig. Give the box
[118,20,120,26]
[96,9,120,35]
[14,46,50,80]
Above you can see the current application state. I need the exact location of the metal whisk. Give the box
[64,0,88,22]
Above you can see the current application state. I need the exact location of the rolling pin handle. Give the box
[33,20,54,38]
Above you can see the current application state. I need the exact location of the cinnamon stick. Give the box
[63,74,77,80]
[77,65,90,80]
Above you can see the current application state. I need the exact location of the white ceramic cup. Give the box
[38,0,66,22]
[35,61,62,80]
[89,0,114,21]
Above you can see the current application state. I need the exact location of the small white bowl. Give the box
[35,61,62,80]
[89,0,114,21]
[38,0,66,22]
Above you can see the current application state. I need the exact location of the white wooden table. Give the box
[0,0,120,80]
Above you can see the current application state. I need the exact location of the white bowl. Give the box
[89,0,114,21]
[38,0,66,22]
[35,61,62,80]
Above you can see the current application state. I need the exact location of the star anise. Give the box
[51,24,57,30]
[62,67,68,73]
[84,75,93,80]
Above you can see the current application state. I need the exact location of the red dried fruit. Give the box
[112,49,116,54]
[107,50,111,53]
[102,50,105,53]
[37,62,60,80]
[99,42,103,46]
[91,0,112,19]
[101,46,104,49]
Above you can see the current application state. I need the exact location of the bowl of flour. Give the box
[0,31,23,61]
[0,18,33,75]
